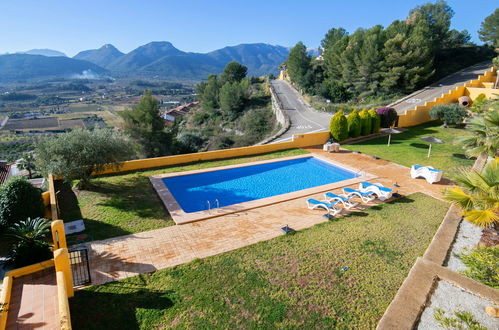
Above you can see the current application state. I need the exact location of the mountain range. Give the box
[0,42,291,82]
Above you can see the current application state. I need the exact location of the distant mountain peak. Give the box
[21,49,67,57]
[73,44,124,68]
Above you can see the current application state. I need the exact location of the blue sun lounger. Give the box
[306,198,341,216]
[342,187,376,203]
[323,192,359,209]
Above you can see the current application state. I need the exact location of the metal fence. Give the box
[68,247,91,287]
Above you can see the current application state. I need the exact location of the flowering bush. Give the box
[376,107,398,128]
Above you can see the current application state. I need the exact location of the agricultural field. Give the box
[3,117,59,130]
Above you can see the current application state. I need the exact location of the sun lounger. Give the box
[323,192,359,209]
[306,198,341,216]
[410,165,442,184]
[342,187,376,203]
[359,182,393,201]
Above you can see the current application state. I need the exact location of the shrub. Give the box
[2,217,52,268]
[329,110,348,142]
[429,103,468,126]
[434,308,486,330]
[458,246,499,288]
[320,80,351,103]
[376,107,398,128]
[359,109,372,136]
[368,109,381,133]
[347,109,361,138]
[470,93,488,113]
[0,177,44,229]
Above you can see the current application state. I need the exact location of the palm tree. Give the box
[2,217,53,267]
[18,153,36,179]
[443,159,498,228]
[456,111,499,159]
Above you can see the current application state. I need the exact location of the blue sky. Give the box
[0,0,497,56]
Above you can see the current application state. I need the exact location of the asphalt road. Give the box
[391,61,492,114]
[270,80,332,143]
[269,61,491,143]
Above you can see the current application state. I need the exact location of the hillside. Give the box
[73,44,124,67]
[0,54,108,82]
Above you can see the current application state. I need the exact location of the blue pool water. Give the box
[162,157,357,213]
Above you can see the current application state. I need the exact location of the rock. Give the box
[485,306,499,318]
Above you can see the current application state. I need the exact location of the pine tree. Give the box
[478,8,499,47]
[287,42,311,88]
[219,82,244,121]
[220,62,248,84]
[202,75,220,110]
[381,19,435,93]
[121,90,171,157]
[408,0,454,51]
[322,28,349,83]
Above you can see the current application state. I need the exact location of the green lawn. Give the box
[70,193,448,329]
[343,122,475,174]
[60,148,309,242]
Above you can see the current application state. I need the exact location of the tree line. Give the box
[286,1,497,103]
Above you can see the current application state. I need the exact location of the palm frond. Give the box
[463,209,499,228]
[443,187,474,211]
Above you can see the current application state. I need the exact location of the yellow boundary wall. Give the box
[92,131,331,176]
[398,67,497,127]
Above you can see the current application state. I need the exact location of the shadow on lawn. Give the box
[70,287,174,330]
[85,176,168,220]
[409,142,430,149]
[452,153,471,160]
[55,180,83,221]
[349,122,460,147]
[55,180,135,242]
[360,238,402,264]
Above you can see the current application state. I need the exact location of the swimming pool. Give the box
[158,156,358,214]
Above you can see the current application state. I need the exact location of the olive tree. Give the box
[429,103,468,127]
[35,129,136,189]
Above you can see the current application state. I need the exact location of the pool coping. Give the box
[150,154,377,224]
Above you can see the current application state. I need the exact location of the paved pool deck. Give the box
[85,147,450,286]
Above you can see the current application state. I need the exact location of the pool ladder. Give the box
[206,199,220,214]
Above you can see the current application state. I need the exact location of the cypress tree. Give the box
[359,109,372,136]
[347,109,361,138]
[330,110,348,142]
[368,109,381,133]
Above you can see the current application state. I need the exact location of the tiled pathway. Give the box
[6,267,59,330]
[86,148,449,285]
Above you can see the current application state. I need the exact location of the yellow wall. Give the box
[398,67,497,127]
[94,131,331,176]
[42,191,52,219]
[464,87,499,100]
[47,174,59,220]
